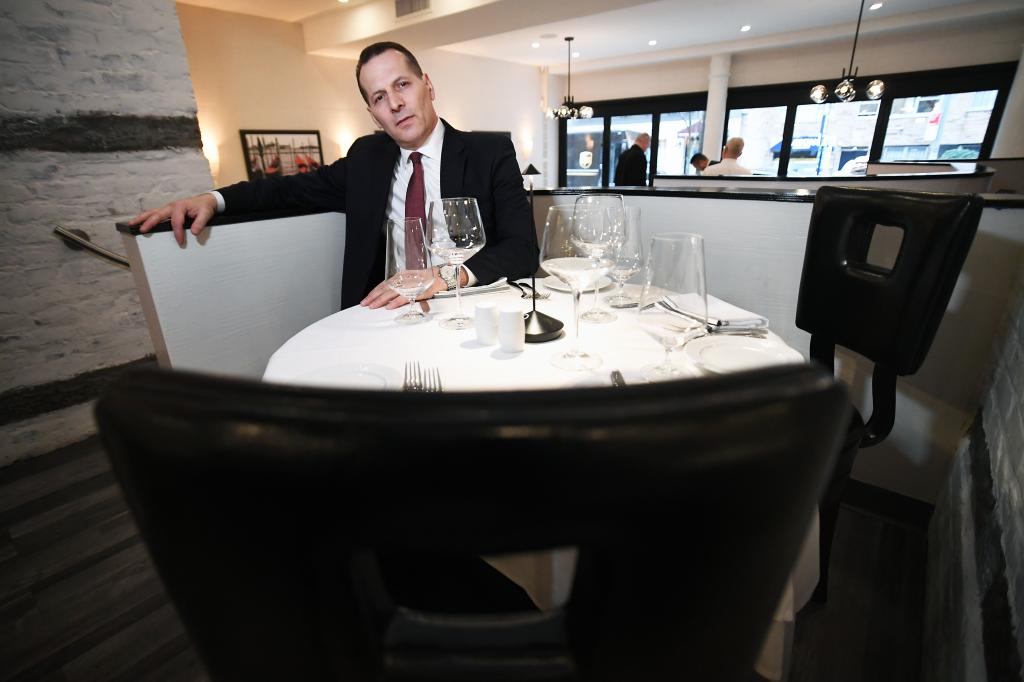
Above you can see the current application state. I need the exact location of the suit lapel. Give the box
[440,119,466,198]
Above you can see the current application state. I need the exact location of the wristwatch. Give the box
[438,264,458,290]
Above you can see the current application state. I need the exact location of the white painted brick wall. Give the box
[982,262,1024,667]
[0,0,198,117]
[0,150,213,389]
[1,0,213,465]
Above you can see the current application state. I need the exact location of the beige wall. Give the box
[568,16,1024,101]
[177,3,548,187]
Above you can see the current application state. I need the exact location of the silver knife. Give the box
[610,370,626,387]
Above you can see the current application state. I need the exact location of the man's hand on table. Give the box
[128,193,218,247]
[362,267,444,310]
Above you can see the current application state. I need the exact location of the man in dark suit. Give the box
[131,42,536,312]
[613,132,650,186]
[130,43,539,614]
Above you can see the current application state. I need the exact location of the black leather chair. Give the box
[96,365,848,681]
[795,185,983,602]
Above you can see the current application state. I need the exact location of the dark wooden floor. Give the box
[1,436,926,682]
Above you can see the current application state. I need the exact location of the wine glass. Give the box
[637,233,708,381]
[606,206,643,308]
[428,197,487,331]
[574,194,624,323]
[540,204,615,370]
[384,218,433,324]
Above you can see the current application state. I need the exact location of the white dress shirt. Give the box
[701,158,753,176]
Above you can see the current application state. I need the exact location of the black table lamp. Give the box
[521,164,563,343]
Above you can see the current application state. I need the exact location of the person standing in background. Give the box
[614,132,650,186]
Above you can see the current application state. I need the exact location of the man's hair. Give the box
[724,137,745,156]
[635,132,651,144]
[355,42,423,103]
[690,153,708,164]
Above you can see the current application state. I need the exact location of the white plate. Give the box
[294,363,400,389]
[542,275,614,293]
[685,335,804,374]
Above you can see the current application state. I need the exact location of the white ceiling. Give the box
[176,0,1023,71]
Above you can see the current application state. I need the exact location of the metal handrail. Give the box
[53,225,129,268]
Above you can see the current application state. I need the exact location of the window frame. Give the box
[558,91,707,186]
[558,61,1016,183]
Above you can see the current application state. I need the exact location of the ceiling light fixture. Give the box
[869,2,883,9]
[810,0,884,103]
[648,39,657,46]
[740,25,751,32]
[531,41,540,48]
[547,37,592,120]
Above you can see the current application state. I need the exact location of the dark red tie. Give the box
[405,151,426,269]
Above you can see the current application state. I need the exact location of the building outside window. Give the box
[726,105,787,175]
[565,118,605,188]
[657,111,705,176]
[787,101,878,176]
[881,90,998,161]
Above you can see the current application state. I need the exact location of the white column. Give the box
[539,66,561,184]
[702,53,732,160]
[991,45,1024,158]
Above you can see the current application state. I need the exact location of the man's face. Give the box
[694,158,709,171]
[359,49,438,150]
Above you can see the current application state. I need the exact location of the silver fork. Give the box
[403,362,443,392]
[423,366,443,393]
[403,361,423,392]
[517,281,550,300]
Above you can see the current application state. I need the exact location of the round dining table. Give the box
[263,280,817,682]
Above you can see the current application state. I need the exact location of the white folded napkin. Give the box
[665,293,769,328]
[433,277,509,299]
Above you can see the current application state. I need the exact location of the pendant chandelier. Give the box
[547,37,593,119]
[810,0,885,103]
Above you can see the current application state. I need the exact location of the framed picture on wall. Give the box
[240,129,324,181]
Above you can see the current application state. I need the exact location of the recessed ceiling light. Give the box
[740,25,751,32]
[531,41,540,48]
[338,0,349,3]
[572,51,580,58]
[869,2,883,9]
[648,39,657,46]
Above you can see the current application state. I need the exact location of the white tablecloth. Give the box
[263,283,816,681]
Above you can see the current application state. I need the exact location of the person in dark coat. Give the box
[613,132,650,186]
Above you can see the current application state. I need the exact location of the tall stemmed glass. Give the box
[385,217,433,324]
[428,197,486,331]
[574,193,624,323]
[540,204,615,370]
[606,206,643,308]
[637,233,708,381]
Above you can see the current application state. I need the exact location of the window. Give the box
[657,111,705,176]
[565,118,604,188]
[726,106,787,175]
[787,101,878,176]
[609,114,653,186]
[881,90,998,161]
[559,64,1012,182]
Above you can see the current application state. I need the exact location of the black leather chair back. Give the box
[796,185,981,444]
[96,366,848,682]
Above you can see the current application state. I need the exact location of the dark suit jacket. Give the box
[614,144,647,186]
[218,121,537,309]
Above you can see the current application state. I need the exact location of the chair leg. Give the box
[811,428,861,604]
